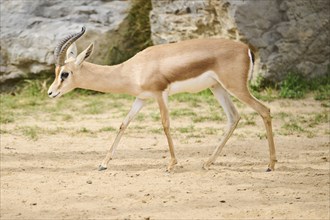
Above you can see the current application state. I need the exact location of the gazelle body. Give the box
[48,27,277,172]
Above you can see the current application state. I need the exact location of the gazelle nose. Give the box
[48,92,52,96]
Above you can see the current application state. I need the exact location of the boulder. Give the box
[150,0,330,81]
[0,0,130,88]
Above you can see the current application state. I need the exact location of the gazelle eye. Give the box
[61,72,69,80]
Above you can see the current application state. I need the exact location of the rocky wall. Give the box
[150,0,330,81]
[0,0,130,88]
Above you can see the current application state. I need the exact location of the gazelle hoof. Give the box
[166,165,176,173]
[202,160,213,170]
[266,167,272,172]
[165,168,173,173]
[166,159,177,172]
[202,166,210,170]
[98,165,107,171]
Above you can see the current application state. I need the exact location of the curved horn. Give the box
[54,26,86,66]
[54,34,76,59]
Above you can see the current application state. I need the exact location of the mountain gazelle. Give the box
[48,27,277,172]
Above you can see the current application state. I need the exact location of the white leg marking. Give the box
[211,84,240,128]
[100,98,145,169]
[204,84,240,169]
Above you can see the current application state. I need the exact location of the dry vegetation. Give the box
[0,77,329,219]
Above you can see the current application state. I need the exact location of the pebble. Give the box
[86,180,92,184]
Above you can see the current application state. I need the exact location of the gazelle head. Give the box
[48,27,94,98]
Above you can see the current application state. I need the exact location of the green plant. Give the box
[81,99,105,115]
[177,125,195,134]
[311,73,330,101]
[280,121,305,135]
[314,84,330,100]
[0,128,8,134]
[249,75,278,101]
[135,113,146,121]
[150,112,160,122]
[170,108,196,118]
[0,115,14,124]
[241,114,256,126]
[99,126,116,132]
[61,114,73,121]
[78,127,93,134]
[278,72,330,100]
[108,0,153,65]
[249,75,265,93]
[202,127,219,135]
[19,126,39,140]
[170,89,216,107]
[308,111,329,127]
[149,128,162,134]
[20,79,49,98]
[279,72,307,99]
[192,114,224,123]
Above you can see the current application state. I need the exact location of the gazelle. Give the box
[48,27,277,172]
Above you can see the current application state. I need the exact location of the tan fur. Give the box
[48,38,277,172]
[50,39,250,96]
[55,66,61,79]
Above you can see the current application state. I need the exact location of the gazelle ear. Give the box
[75,43,94,66]
[66,43,77,60]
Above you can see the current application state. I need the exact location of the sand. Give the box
[1,95,329,219]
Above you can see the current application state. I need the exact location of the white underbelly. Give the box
[168,71,218,95]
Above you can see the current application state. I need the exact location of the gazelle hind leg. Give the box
[203,84,240,169]
[229,88,277,171]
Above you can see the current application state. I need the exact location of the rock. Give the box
[150,0,330,81]
[0,0,130,88]
[2,0,328,87]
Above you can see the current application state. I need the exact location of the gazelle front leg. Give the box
[156,92,177,172]
[99,98,145,171]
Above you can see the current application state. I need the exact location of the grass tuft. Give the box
[308,111,329,128]
[81,99,105,115]
[99,126,117,132]
[0,114,15,124]
[241,114,256,126]
[176,125,195,134]
[250,72,330,101]
[19,79,49,98]
[280,121,305,135]
[279,72,308,99]
[19,126,39,141]
[170,108,196,119]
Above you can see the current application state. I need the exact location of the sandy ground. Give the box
[0,95,329,219]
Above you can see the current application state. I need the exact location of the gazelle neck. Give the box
[75,62,137,95]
